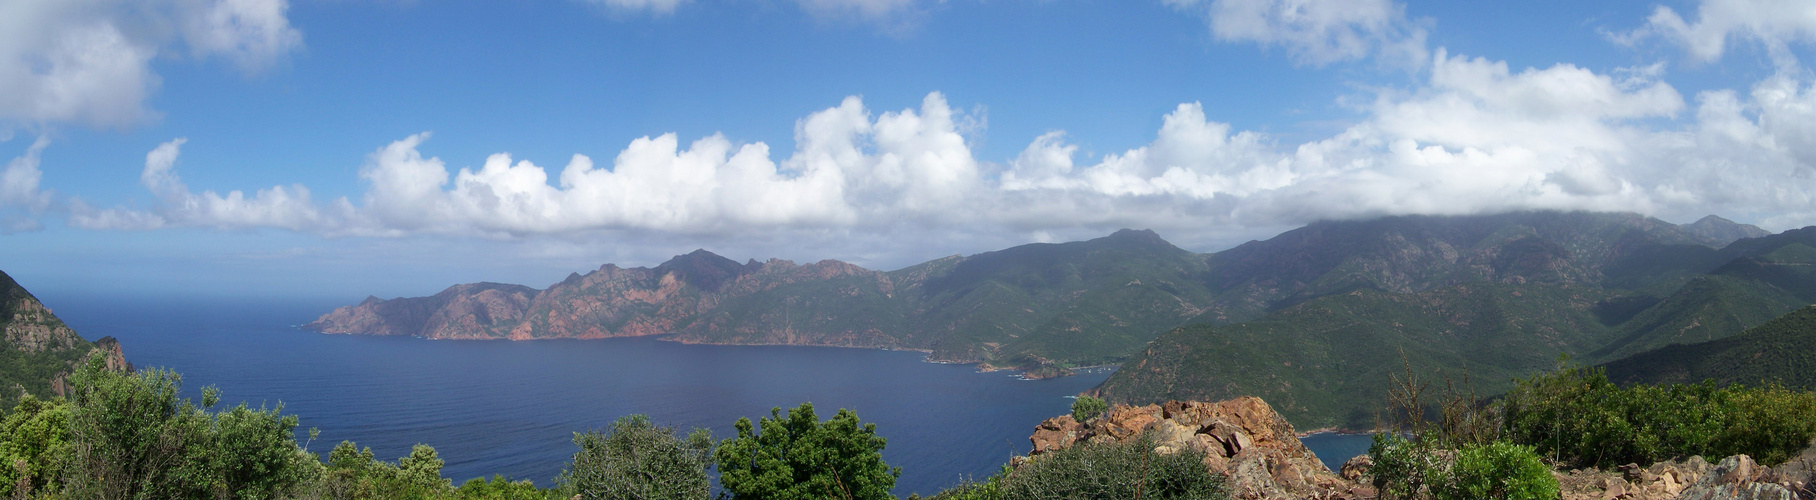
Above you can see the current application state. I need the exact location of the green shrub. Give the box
[453,475,549,499]
[1437,441,1558,500]
[60,355,316,499]
[1500,365,1816,468]
[558,414,713,500]
[315,441,452,499]
[716,402,899,500]
[912,468,1006,500]
[1070,396,1107,423]
[997,433,1227,500]
[0,394,70,497]
[1368,434,1557,500]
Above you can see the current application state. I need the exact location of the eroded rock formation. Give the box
[1028,397,1374,500]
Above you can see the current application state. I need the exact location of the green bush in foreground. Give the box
[1501,365,1816,468]
[557,414,713,500]
[1368,434,1556,500]
[715,402,899,500]
[996,433,1227,500]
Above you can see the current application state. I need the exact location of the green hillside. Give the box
[0,270,105,406]
[1601,305,1816,389]
[1096,214,1815,430]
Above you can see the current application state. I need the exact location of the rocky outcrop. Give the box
[1027,397,1372,500]
[49,337,132,398]
[1553,443,1816,500]
[3,296,84,353]
[0,270,130,400]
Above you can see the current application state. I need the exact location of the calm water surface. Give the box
[46,293,1371,495]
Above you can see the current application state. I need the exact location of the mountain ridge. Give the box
[308,211,1778,382]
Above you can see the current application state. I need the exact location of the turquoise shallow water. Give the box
[45,293,1371,495]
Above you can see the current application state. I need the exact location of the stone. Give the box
[1339,454,1372,482]
[1024,397,1349,500]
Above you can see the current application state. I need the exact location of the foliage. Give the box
[715,402,900,500]
[910,468,1005,500]
[453,475,549,500]
[1368,434,1556,500]
[1069,396,1107,423]
[1500,365,1816,468]
[996,432,1226,500]
[557,414,713,500]
[1602,305,1816,390]
[0,394,69,497]
[315,441,453,499]
[58,354,315,499]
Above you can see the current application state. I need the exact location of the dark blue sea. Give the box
[44,294,1373,496]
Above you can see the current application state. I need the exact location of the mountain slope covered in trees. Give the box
[1094,213,1814,429]
[311,211,1791,391]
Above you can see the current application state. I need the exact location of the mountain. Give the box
[1600,305,1816,389]
[311,210,1808,421]
[1093,213,1816,430]
[1680,215,1771,248]
[0,270,130,406]
[308,228,1219,372]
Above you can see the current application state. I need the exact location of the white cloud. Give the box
[47,57,1816,241]
[1171,0,1429,67]
[70,137,341,232]
[579,0,687,15]
[0,0,301,128]
[1615,0,1816,65]
[1,136,53,212]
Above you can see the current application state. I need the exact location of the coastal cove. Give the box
[42,293,1372,495]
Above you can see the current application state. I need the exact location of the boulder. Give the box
[1026,397,1355,500]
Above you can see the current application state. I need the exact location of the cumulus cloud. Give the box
[69,137,342,231]
[1168,0,1429,67]
[1,136,53,213]
[76,93,981,236]
[0,0,301,128]
[67,63,1816,240]
[1613,0,1816,65]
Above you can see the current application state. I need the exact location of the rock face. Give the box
[1027,397,1372,500]
[0,270,130,401]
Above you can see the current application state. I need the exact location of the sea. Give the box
[44,293,1373,496]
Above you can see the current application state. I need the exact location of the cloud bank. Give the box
[0,0,301,129]
[56,53,1816,237]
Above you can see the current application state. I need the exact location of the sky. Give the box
[3,0,1816,301]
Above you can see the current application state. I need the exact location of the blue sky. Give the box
[3,0,1815,300]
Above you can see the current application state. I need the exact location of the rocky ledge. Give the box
[1026,397,1372,500]
[1025,397,1816,500]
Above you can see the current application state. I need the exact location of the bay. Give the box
[45,293,1371,495]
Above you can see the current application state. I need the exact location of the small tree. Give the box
[716,403,900,500]
[558,414,713,500]
[1070,396,1107,423]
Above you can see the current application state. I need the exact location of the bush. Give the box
[716,402,899,500]
[1500,366,1816,468]
[1070,396,1107,423]
[1368,434,1557,500]
[315,441,453,499]
[59,355,315,499]
[1437,441,1558,500]
[0,394,70,497]
[558,414,713,500]
[454,475,548,499]
[997,433,1226,500]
